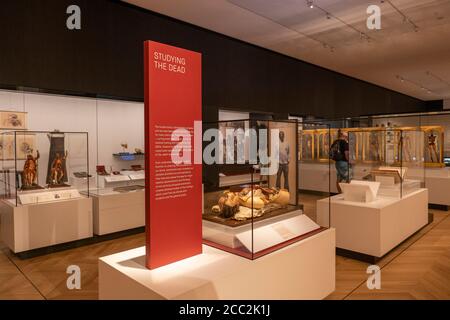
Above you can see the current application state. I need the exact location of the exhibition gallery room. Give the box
[2,0,450,304]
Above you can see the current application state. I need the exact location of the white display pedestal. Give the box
[422,168,450,207]
[99,229,336,300]
[89,189,145,235]
[299,162,337,193]
[426,176,450,207]
[0,197,93,253]
[316,189,428,259]
[299,162,375,193]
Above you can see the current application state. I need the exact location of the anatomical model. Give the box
[368,131,381,161]
[50,151,68,185]
[427,132,439,163]
[399,134,412,162]
[22,150,40,189]
[211,186,290,221]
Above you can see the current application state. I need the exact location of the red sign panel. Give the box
[144,41,202,269]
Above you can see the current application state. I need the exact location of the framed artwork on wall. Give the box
[0,133,36,160]
[0,111,28,130]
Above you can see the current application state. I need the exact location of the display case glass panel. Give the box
[347,128,424,199]
[0,130,90,206]
[203,119,329,259]
[300,131,314,161]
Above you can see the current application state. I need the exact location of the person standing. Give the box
[276,130,290,190]
[330,130,350,193]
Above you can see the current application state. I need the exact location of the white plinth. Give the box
[90,189,145,235]
[299,162,337,193]
[0,197,93,253]
[99,228,336,300]
[316,189,428,258]
[299,162,377,194]
[425,176,450,206]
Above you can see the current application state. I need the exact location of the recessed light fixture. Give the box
[397,74,434,94]
[385,0,419,32]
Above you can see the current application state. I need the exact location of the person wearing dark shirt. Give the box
[330,130,350,193]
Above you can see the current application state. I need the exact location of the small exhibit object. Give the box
[372,166,407,186]
[49,151,69,187]
[339,180,380,203]
[18,188,81,205]
[21,150,43,191]
[113,185,145,193]
[96,165,109,176]
[73,171,92,178]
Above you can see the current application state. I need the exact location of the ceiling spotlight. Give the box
[307,0,314,9]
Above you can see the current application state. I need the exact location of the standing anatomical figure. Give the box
[22,150,40,189]
[428,133,439,163]
[50,151,68,185]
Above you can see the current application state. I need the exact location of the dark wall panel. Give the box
[0,0,426,119]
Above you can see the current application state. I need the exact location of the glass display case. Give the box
[347,128,425,198]
[203,119,327,259]
[422,126,444,166]
[0,130,90,206]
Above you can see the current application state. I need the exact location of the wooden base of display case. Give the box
[99,229,336,300]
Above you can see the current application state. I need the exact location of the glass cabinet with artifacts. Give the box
[347,128,425,199]
[0,130,93,254]
[202,119,328,259]
[422,126,444,166]
[299,127,335,162]
[300,125,436,167]
[0,130,90,206]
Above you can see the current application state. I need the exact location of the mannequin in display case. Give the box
[21,150,41,190]
[276,131,290,190]
[427,132,439,163]
[49,151,69,186]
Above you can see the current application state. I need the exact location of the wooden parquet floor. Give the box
[0,195,449,300]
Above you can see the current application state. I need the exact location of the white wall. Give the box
[0,89,144,188]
